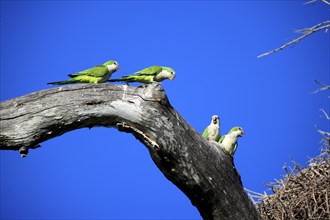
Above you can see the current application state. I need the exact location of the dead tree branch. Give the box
[257,20,330,58]
[0,83,260,220]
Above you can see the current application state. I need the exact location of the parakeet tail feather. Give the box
[47,79,79,85]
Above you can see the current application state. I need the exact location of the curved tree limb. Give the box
[0,83,260,220]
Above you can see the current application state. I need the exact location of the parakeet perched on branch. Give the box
[202,115,220,142]
[107,66,175,84]
[48,60,119,85]
[219,126,244,156]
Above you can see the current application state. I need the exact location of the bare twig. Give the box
[311,79,330,94]
[322,0,330,5]
[320,108,330,120]
[247,193,258,207]
[304,0,330,6]
[257,21,330,58]
[245,188,267,197]
[304,0,317,4]
[326,190,330,216]
[317,129,330,137]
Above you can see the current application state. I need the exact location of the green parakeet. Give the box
[219,126,244,156]
[202,115,220,142]
[48,60,119,85]
[107,66,175,84]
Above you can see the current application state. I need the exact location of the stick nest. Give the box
[254,141,330,220]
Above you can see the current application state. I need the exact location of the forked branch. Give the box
[257,21,330,58]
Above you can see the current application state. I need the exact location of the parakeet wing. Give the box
[68,65,108,78]
[202,128,209,139]
[219,135,225,143]
[132,66,162,76]
[232,143,238,155]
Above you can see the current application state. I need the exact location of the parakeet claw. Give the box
[138,83,148,88]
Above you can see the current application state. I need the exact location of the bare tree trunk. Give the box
[0,83,260,220]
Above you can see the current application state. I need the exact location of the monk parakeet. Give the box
[202,115,220,142]
[219,126,244,156]
[107,66,175,84]
[48,60,119,85]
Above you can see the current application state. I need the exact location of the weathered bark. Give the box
[0,83,260,220]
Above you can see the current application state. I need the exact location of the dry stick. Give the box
[304,0,330,6]
[320,108,330,120]
[257,21,330,58]
[245,188,267,197]
[247,193,257,207]
[326,190,330,216]
[311,79,330,94]
[322,0,330,5]
[317,129,330,137]
[312,188,318,211]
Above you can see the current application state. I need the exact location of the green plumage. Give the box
[218,126,244,156]
[68,66,109,78]
[218,134,237,155]
[228,127,241,133]
[202,128,209,139]
[202,115,220,142]
[219,135,225,143]
[202,127,221,142]
[48,60,119,85]
[108,66,175,83]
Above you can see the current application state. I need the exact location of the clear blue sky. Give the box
[1,1,329,219]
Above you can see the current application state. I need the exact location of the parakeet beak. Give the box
[239,130,245,137]
[116,64,120,71]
